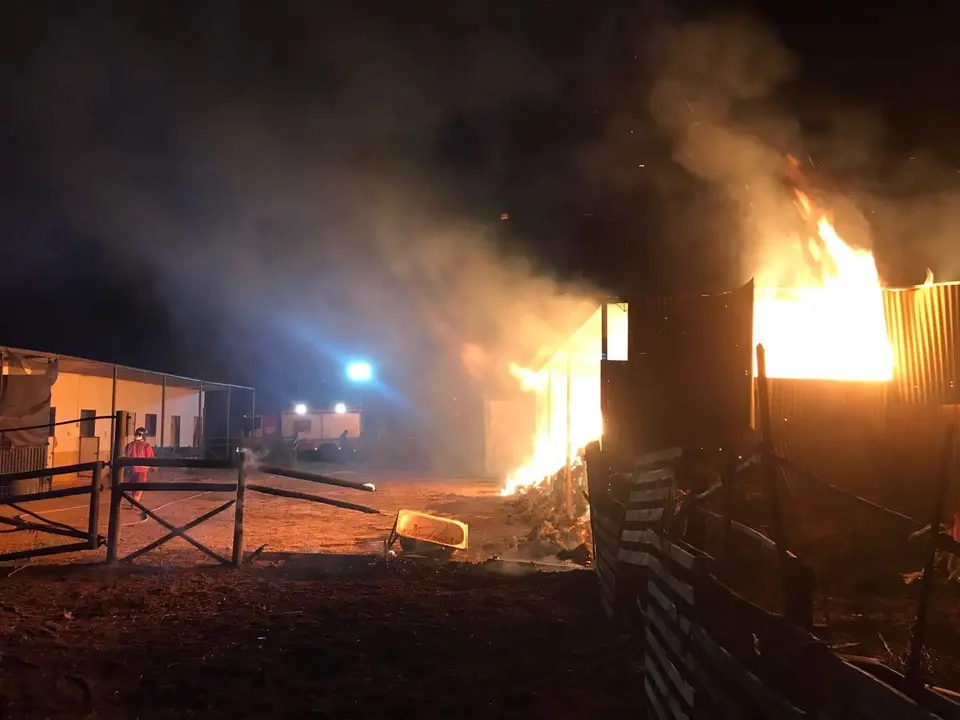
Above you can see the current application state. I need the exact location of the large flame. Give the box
[753,189,895,381]
[502,163,899,496]
[500,356,602,496]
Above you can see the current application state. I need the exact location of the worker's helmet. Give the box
[134,427,147,440]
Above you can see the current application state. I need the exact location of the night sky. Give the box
[1,1,958,409]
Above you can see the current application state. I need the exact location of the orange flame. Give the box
[753,178,894,381]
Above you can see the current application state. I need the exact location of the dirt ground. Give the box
[5,462,960,715]
[0,562,640,718]
[0,467,640,718]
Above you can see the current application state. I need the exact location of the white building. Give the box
[0,347,254,486]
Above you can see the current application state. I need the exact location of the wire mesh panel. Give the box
[0,444,49,498]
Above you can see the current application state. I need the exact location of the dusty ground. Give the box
[0,562,639,719]
[1,466,639,718]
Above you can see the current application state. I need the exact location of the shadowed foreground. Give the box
[0,560,640,719]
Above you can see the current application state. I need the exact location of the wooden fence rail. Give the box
[0,412,384,568]
[0,461,103,563]
[585,441,960,719]
[102,411,381,567]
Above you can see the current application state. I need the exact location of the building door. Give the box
[78,410,98,478]
[170,415,181,451]
[78,437,100,478]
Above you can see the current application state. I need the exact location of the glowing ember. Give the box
[753,189,894,381]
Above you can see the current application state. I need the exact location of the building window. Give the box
[145,414,158,437]
[49,407,56,437]
[293,418,311,434]
[79,409,96,438]
[170,415,181,447]
[606,303,629,361]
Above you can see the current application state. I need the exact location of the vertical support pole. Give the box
[601,302,608,361]
[232,445,248,567]
[565,352,573,518]
[88,461,102,549]
[721,448,736,581]
[906,422,957,691]
[159,374,167,459]
[755,344,790,613]
[785,561,815,632]
[225,386,232,459]
[546,370,553,438]
[106,410,126,564]
[198,381,205,458]
[110,365,118,463]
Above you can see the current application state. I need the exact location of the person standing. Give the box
[124,426,155,519]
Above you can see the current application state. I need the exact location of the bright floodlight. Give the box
[294,403,307,415]
[346,361,373,383]
[334,402,347,414]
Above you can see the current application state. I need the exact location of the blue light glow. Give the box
[345,361,373,383]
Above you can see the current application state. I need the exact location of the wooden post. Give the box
[721,448,736,581]
[106,410,127,564]
[232,447,247,567]
[755,344,791,614]
[906,422,957,691]
[88,461,102,550]
[785,561,815,631]
[564,352,573,517]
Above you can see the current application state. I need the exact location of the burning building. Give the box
[497,184,960,522]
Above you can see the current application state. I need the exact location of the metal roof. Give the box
[0,346,252,391]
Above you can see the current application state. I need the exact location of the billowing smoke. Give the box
[648,16,810,288]
[10,6,601,474]
[644,14,960,289]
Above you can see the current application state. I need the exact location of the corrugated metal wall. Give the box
[601,280,754,465]
[884,283,960,405]
[762,378,959,520]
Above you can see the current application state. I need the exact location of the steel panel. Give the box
[884,282,960,405]
[601,280,754,465]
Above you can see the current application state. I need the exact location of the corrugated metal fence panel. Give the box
[884,283,960,405]
[764,378,888,428]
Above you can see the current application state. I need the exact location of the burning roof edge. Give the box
[523,296,619,373]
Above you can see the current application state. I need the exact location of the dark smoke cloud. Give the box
[641,13,960,289]
[9,4,610,473]
[15,8,595,358]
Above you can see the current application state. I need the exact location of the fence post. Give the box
[106,410,127,565]
[785,560,814,631]
[721,448,736,582]
[232,447,247,567]
[906,422,957,692]
[88,461,102,550]
[755,344,792,615]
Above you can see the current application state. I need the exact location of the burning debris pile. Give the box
[496,456,592,565]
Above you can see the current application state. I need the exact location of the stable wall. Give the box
[50,373,205,467]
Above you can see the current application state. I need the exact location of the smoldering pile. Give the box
[497,459,592,566]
